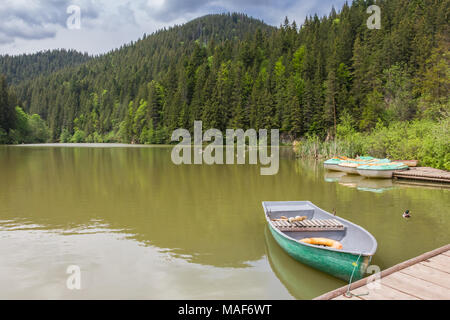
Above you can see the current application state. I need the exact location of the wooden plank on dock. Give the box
[381,272,450,300]
[332,294,364,300]
[421,254,450,272]
[393,167,450,183]
[315,244,450,300]
[400,263,450,289]
[351,284,420,300]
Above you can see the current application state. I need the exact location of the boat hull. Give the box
[268,224,370,282]
[323,163,341,171]
[356,169,405,178]
[337,165,359,175]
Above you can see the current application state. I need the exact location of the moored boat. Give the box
[393,160,419,167]
[262,201,377,282]
[337,161,360,174]
[337,158,390,174]
[357,162,409,179]
[324,156,390,173]
[323,157,349,171]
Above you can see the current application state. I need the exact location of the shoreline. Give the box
[4,143,294,148]
[5,143,173,148]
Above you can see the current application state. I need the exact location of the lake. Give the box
[0,145,448,299]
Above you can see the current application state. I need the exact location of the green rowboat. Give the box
[262,201,377,282]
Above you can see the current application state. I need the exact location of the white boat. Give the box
[323,158,345,171]
[337,162,360,174]
[357,162,409,179]
[337,158,391,174]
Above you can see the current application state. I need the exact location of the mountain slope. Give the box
[13,13,275,138]
[0,49,90,85]
[8,3,450,147]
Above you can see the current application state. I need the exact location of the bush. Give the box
[70,129,86,143]
[103,131,120,143]
[294,117,450,170]
[28,114,50,142]
[60,128,71,143]
[6,107,50,144]
[0,127,8,144]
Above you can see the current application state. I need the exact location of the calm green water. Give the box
[0,145,449,299]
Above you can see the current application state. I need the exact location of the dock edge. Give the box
[314,243,450,300]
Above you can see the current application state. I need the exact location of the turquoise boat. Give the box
[262,201,377,282]
[323,158,345,171]
[338,158,390,174]
[357,162,408,179]
[264,227,346,299]
[324,156,385,172]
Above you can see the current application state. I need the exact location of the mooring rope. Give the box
[344,253,369,298]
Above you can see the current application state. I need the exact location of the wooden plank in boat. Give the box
[272,219,345,232]
[321,220,330,226]
[276,227,345,232]
[327,220,336,226]
[324,220,333,227]
[305,220,314,227]
[320,221,330,228]
[332,219,342,226]
[310,220,319,227]
[275,220,345,232]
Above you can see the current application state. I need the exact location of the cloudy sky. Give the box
[0,0,347,55]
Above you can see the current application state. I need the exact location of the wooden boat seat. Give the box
[271,219,345,232]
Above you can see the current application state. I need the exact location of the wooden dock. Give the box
[393,167,450,183]
[315,244,450,300]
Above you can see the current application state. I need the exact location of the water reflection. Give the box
[0,146,449,299]
[264,227,345,299]
[324,169,449,194]
[0,146,268,268]
[325,171,395,193]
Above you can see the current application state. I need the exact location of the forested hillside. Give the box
[0,75,49,144]
[0,49,90,85]
[0,2,449,167]
[12,13,275,142]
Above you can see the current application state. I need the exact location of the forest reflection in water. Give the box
[0,145,448,299]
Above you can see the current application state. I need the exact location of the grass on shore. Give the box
[293,117,450,170]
